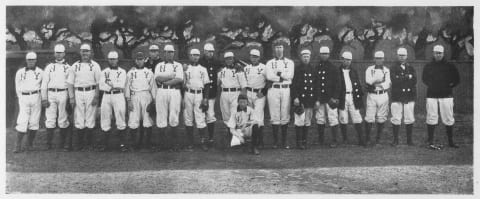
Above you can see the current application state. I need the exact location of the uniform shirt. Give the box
[292,62,316,108]
[244,63,267,88]
[15,67,43,97]
[154,61,184,87]
[390,61,417,103]
[339,68,364,110]
[67,60,101,87]
[42,60,70,89]
[422,59,460,98]
[365,65,391,91]
[342,69,353,92]
[265,57,295,85]
[125,67,155,97]
[218,66,247,89]
[99,67,127,91]
[144,57,162,72]
[184,64,210,90]
[226,106,254,129]
[199,56,222,98]
[315,60,341,103]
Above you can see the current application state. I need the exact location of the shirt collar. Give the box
[237,106,247,112]
[55,59,65,64]
[374,65,383,70]
[26,67,35,71]
[275,57,284,61]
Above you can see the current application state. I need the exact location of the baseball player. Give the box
[292,49,316,150]
[390,47,417,146]
[145,44,162,71]
[338,51,365,146]
[98,51,127,151]
[154,44,184,151]
[66,43,101,151]
[218,52,247,149]
[13,52,43,153]
[226,94,257,155]
[125,52,156,150]
[198,43,222,147]
[184,48,210,151]
[41,44,71,150]
[265,42,294,149]
[364,51,391,146]
[244,49,267,154]
[314,46,341,148]
[422,45,460,149]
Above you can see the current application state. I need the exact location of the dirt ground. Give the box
[5,114,473,194]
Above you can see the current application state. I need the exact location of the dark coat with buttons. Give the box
[314,60,341,104]
[422,59,460,98]
[390,61,417,103]
[292,62,317,108]
[338,67,364,110]
[199,56,223,99]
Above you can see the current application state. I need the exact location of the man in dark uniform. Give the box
[144,44,162,72]
[422,45,460,149]
[390,48,417,146]
[314,46,341,148]
[338,51,365,146]
[198,43,222,148]
[292,49,317,149]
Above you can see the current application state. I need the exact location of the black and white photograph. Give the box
[2,0,477,197]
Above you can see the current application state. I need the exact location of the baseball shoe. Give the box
[427,144,442,150]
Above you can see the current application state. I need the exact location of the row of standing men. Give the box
[13,42,460,154]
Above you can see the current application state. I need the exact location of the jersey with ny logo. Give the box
[15,67,43,96]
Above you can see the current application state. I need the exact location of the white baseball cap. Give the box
[374,51,385,58]
[397,48,407,55]
[80,43,91,51]
[319,46,330,54]
[342,51,353,60]
[26,52,37,60]
[250,49,260,57]
[164,44,175,52]
[107,51,119,59]
[433,45,444,53]
[224,52,234,58]
[54,44,65,53]
[300,49,311,55]
[149,44,160,50]
[204,43,215,51]
[190,48,201,55]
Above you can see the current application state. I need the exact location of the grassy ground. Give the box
[5,114,473,193]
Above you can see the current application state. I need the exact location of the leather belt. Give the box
[76,86,96,91]
[48,88,67,92]
[271,84,290,88]
[187,88,203,94]
[102,90,123,95]
[369,90,387,94]
[158,84,178,89]
[22,90,39,95]
[345,91,352,94]
[222,88,240,92]
[246,87,262,92]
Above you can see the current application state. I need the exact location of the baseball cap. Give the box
[54,44,65,53]
[342,51,353,60]
[250,49,261,57]
[164,44,175,52]
[224,52,234,58]
[26,52,37,60]
[397,48,407,55]
[149,44,160,51]
[80,43,91,51]
[190,49,201,55]
[300,49,311,55]
[433,45,444,53]
[107,51,119,59]
[374,51,385,58]
[319,46,330,54]
[204,43,215,51]
[134,52,145,60]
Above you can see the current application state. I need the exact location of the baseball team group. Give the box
[13,41,460,155]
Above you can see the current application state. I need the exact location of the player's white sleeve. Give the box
[237,71,247,88]
[265,60,280,82]
[41,64,50,100]
[125,71,132,99]
[66,64,75,85]
[15,69,22,97]
[202,68,210,85]
[381,68,391,90]
[94,64,102,85]
[365,66,375,85]
[175,63,184,80]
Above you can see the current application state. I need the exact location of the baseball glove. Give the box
[293,104,305,115]
[200,100,209,113]
[147,102,156,118]
[327,98,339,109]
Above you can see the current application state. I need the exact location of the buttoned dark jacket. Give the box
[390,61,417,103]
[314,60,341,104]
[292,62,317,108]
[338,67,364,110]
[422,59,460,98]
[199,56,223,99]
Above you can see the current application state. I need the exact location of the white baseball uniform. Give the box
[364,65,391,123]
[244,63,267,126]
[125,67,156,129]
[338,69,363,124]
[154,61,184,128]
[226,106,254,146]
[265,57,294,125]
[426,98,455,126]
[218,67,247,124]
[294,108,314,126]
[66,60,101,129]
[99,67,127,131]
[41,60,70,129]
[184,64,210,128]
[15,67,43,133]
